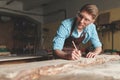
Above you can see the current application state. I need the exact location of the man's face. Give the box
[76,11,95,30]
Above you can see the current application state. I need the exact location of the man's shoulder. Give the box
[86,23,96,30]
[88,23,96,27]
[84,23,96,33]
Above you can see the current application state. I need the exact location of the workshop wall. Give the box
[42,21,61,50]
[98,8,120,51]
[0,20,14,50]
[108,8,120,51]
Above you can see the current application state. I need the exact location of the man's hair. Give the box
[79,4,99,19]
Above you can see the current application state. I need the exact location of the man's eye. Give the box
[78,14,83,18]
[85,18,90,22]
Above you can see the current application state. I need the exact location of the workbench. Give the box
[0,54,120,80]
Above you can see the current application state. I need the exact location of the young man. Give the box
[52,4,102,60]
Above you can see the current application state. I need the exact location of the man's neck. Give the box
[77,29,83,32]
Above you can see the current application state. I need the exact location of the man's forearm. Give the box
[53,49,68,59]
[93,46,102,54]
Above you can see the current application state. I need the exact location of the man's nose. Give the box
[80,18,84,23]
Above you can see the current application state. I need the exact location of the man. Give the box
[52,4,102,60]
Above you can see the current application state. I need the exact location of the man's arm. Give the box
[86,24,102,58]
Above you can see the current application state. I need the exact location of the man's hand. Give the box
[86,47,102,58]
[86,52,97,58]
[72,49,82,60]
